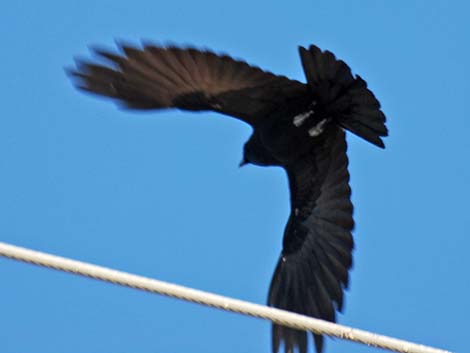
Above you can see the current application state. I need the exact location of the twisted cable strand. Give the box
[0,242,450,353]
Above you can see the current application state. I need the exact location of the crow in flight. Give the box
[68,43,387,353]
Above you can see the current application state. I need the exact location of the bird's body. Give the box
[69,43,387,353]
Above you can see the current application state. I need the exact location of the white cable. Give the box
[0,241,450,353]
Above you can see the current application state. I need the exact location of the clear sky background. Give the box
[1,1,468,353]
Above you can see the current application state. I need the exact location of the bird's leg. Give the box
[292,100,331,137]
[308,117,331,137]
[293,111,313,127]
[291,100,317,127]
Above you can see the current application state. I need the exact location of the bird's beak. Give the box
[239,159,248,168]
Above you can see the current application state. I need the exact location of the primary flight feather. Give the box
[68,43,387,353]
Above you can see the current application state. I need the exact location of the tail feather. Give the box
[299,45,388,148]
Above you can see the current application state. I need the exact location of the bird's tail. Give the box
[298,45,388,148]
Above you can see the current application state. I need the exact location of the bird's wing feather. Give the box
[67,43,308,126]
[268,127,354,353]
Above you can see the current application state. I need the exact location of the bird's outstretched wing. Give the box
[268,127,354,353]
[67,43,308,126]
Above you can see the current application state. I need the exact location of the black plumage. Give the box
[68,43,387,353]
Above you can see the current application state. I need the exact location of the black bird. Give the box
[68,43,387,353]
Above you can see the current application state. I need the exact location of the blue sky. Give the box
[1,1,468,352]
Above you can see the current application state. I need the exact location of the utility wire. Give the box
[0,241,450,353]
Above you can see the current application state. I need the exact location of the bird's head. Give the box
[240,132,279,168]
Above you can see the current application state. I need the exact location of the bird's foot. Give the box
[293,108,331,138]
[308,118,330,137]
[292,101,318,128]
[293,111,314,127]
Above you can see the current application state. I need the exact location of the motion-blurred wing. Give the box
[68,43,308,126]
[268,127,354,353]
